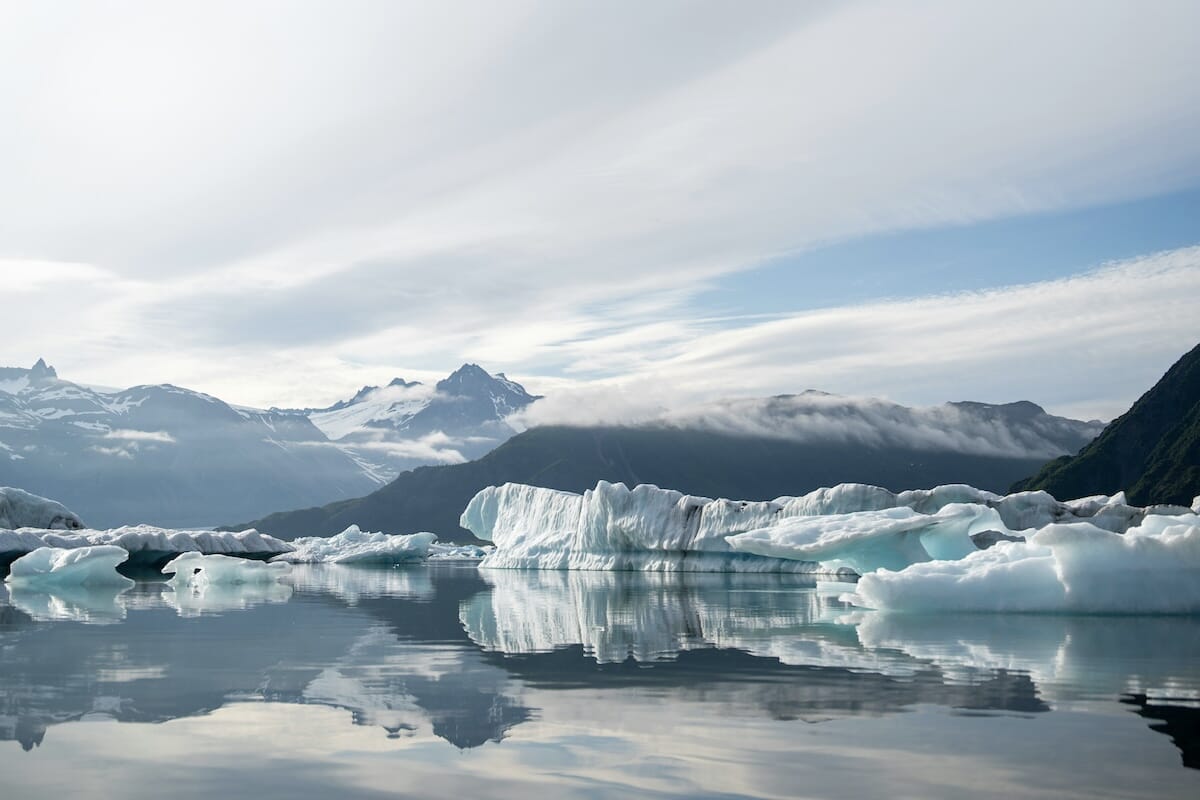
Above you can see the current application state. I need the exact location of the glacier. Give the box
[272,526,437,565]
[6,546,134,587]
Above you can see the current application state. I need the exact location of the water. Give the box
[2,563,1199,799]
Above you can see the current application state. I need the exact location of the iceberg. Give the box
[844,519,1200,614]
[461,479,1181,574]
[162,552,291,586]
[272,526,436,564]
[428,542,492,560]
[462,481,836,572]
[0,487,85,530]
[726,503,1004,572]
[0,525,293,568]
[6,546,134,587]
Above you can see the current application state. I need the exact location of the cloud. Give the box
[512,247,1200,422]
[89,445,135,459]
[104,429,177,444]
[0,2,1197,413]
[513,389,1100,460]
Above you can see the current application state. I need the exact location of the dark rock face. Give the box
[1014,342,1200,507]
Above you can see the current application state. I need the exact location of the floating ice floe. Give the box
[843,518,1200,614]
[0,525,293,567]
[5,545,134,587]
[428,542,492,560]
[462,481,838,572]
[162,552,291,586]
[272,526,436,565]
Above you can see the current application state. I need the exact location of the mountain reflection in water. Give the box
[1,564,1198,798]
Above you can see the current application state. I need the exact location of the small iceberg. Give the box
[162,552,291,586]
[272,526,437,565]
[5,546,134,587]
[842,519,1200,614]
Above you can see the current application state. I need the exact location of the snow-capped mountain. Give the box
[0,360,540,526]
[278,363,541,480]
[0,360,377,527]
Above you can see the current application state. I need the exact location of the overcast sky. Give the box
[2,0,1199,420]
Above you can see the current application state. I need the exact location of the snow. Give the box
[162,552,291,585]
[273,526,437,564]
[463,481,835,573]
[307,384,432,441]
[6,546,134,587]
[0,487,85,530]
[0,376,30,394]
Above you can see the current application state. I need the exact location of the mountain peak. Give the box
[29,358,57,381]
[388,377,420,388]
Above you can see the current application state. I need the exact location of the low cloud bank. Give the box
[511,390,1102,460]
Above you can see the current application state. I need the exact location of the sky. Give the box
[2,0,1199,421]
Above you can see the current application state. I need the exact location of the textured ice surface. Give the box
[845,518,1200,613]
[6,546,133,587]
[462,479,1182,574]
[428,542,492,560]
[273,526,436,564]
[0,525,292,563]
[463,481,834,572]
[162,552,291,586]
[727,504,1003,572]
[0,487,84,530]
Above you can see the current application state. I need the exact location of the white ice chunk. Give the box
[0,487,84,530]
[726,503,1004,572]
[6,546,133,587]
[845,518,1200,614]
[462,481,832,572]
[162,552,291,586]
[0,525,293,562]
[428,542,491,560]
[272,526,436,564]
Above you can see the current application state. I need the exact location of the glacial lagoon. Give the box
[2,563,1199,799]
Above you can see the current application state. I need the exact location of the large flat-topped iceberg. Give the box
[461,479,1188,574]
[0,525,292,567]
[462,481,837,572]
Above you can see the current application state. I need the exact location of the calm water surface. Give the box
[1,563,1198,799]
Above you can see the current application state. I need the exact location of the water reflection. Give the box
[6,583,131,624]
[0,564,1198,786]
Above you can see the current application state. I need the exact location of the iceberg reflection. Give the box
[4,582,131,624]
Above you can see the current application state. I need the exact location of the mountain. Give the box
[231,395,1102,540]
[1013,342,1200,506]
[278,364,540,481]
[0,360,378,527]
